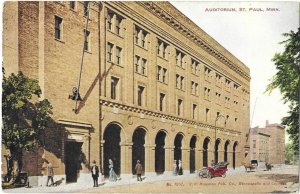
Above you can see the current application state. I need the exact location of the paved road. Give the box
[4,165,299,193]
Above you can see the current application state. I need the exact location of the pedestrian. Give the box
[173,160,178,176]
[91,160,99,187]
[46,161,54,186]
[108,159,117,182]
[135,160,143,182]
[211,160,215,167]
[178,160,183,175]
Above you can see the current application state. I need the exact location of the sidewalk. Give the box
[3,165,295,193]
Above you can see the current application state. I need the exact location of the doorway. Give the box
[65,141,83,183]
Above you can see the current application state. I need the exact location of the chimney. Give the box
[266,120,269,126]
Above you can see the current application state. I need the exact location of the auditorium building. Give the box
[3,1,250,185]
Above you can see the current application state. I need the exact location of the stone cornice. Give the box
[100,99,241,136]
[137,2,251,81]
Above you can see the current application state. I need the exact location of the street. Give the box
[4,165,299,193]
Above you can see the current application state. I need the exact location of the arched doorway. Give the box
[174,133,184,166]
[190,136,197,173]
[203,137,210,167]
[233,141,238,169]
[155,131,166,174]
[224,140,230,162]
[132,128,146,174]
[103,123,121,177]
[214,139,221,163]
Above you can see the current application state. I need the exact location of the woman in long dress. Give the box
[178,160,183,175]
[172,160,178,176]
[109,159,117,182]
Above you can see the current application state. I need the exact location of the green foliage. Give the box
[266,28,300,153]
[2,70,53,168]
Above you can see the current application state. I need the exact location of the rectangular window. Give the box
[141,31,146,48]
[191,59,199,75]
[159,93,165,111]
[138,86,145,106]
[177,99,183,116]
[253,140,256,148]
[107,12,113,31]
[204,87,211,100]
[115,15,122,35]
[192,104,197,119]
[204,66,211,81]
[84,1,89,17]
[55,16,63,40]
[107,42,113,61]
[135,55,140,73]
[205,108,210,122]
[216,73,222,87]
[84,30,90,51]
[141,58,147,75]
[176,74,184,90]
[111,77,119,100]
[70,1,76,10]
[191,81,198,95]
[176,50,185,68]
[116,46,122,65]
[134,27,139,45]
[157,39,167,59]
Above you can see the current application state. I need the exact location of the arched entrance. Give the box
[190,136,197,173]
[203,137,210,167]
[174,133,184,165]
[233,141,238,169]
[132,128,146,174]
[155,131,166,174]
[224,140,230,162]
[214,139,221,163]
[103,123,121,177]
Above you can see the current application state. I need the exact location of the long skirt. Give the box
[109,168,117,182]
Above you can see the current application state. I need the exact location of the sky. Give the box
[171,2,299,136]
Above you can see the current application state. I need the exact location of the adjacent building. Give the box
[250,121,285,164]
[2,1,251,185]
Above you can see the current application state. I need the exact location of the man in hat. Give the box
[135,160,143,182]
[91,160,99,187]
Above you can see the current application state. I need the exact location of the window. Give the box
[134,25,148,49]
[107,12,113,31]
[225,79,231,91]
[176,50,185,68]
[253,140,256,148]
[107,42,113,62]
[115,46,122,65]
[70,1,76,10]
[191,81,198,96]
[157,39,168,59]
[204,66,212,81]
[159,93,165,111]
[84,30,90,51]
[216,92,221,104]
[157,65,167,83]
[176,74,184,90]
[111,77,119,100]
[216,73,222,87]
[137,85,145,106]
[84,1,89,17]
[205,108,210,122]
[135,55,147,75]
[191,59,199,75]
[192,104,197,119]
[107,10,123,36]
[177,99,183,116]
[55,16,63,40]
[204,87,211,100]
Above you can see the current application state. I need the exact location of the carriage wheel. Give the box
[207,172,212,179]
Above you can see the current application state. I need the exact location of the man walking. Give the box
[91,160,99,187]
[46,161,54,186]
[135,160,143,182]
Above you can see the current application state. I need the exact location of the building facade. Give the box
[250,121,285,164]
[3,2,251,185]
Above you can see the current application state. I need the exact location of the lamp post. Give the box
[214,114,228,163]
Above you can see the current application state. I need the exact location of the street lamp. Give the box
[214,114,228,163]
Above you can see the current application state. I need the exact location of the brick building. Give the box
[2,2,251,185]
[250,121,285,164]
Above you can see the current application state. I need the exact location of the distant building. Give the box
[250,121,285,164]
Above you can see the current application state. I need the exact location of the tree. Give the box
[2,70,53,176]
[266,28,300,153]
